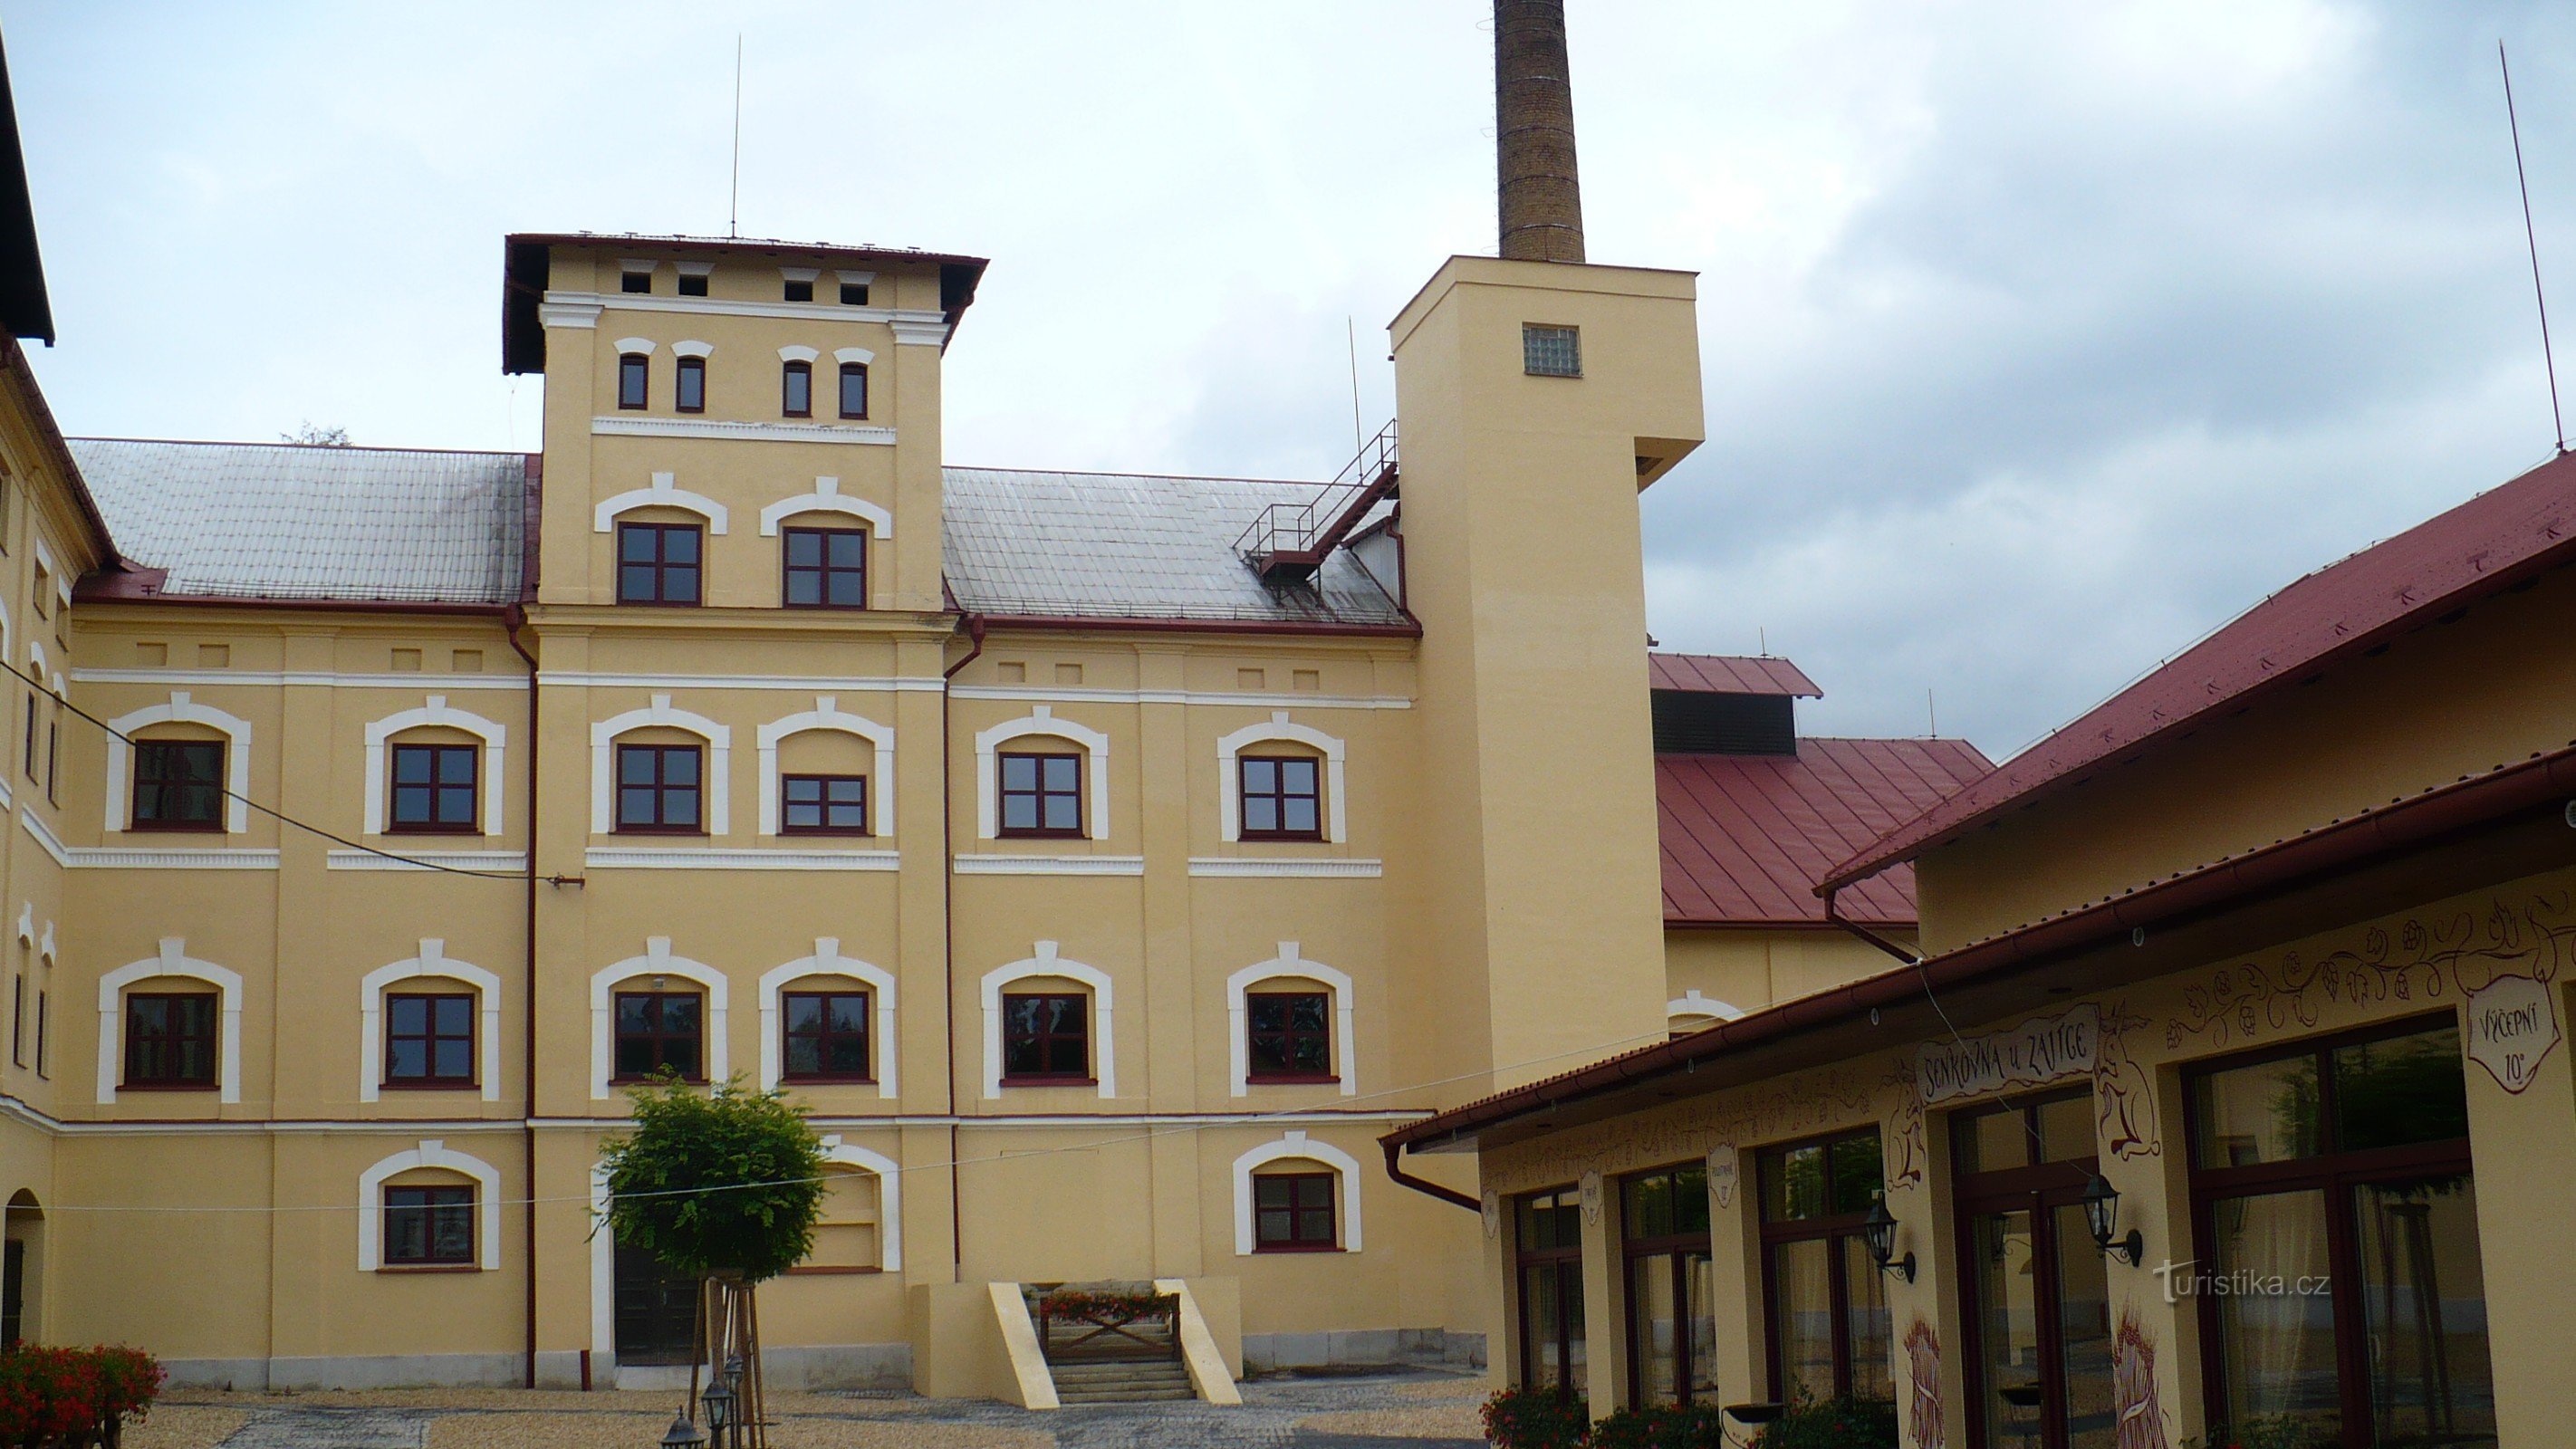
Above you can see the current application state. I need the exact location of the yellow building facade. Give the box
[0,228,1876,1396]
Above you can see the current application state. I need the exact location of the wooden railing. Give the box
[1030,1286,1182,1364]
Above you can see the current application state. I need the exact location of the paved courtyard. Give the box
[130,1371,1490,1449]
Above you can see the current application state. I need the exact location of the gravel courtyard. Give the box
[129,1371,1491,1449]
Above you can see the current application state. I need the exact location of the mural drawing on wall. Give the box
[1883,1060,1927,1189]
[2169,895,2574,1089]
[1904,1317,1945,1449]
[2095,999,2162,1160]
[2111,1307,2167,1449]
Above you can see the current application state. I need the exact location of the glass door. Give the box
[1517,1186,1588,1402]
[1955,1089,2113,1449]
[2187,1018,2495,1448]
[1621,1161,1717,1407]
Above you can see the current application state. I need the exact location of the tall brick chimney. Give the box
[1494,0,1585,263]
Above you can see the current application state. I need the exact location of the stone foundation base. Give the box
[162,1344,909,1393]
[1242,1328,1485,1374]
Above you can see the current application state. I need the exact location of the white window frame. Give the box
[593,471,730,534]
[360,939,504,1103]
[975,706,1110,841]
[755,475,894,539]
[818,1134,903,1271]
[1216,712,1346,843]
[589,937,728,1099]
[755,698,894,838]
[96,937,243,1104]
[104,692,253,833]
[357,1138,502,1271]
[1232,1130,1363,1255]
[1225,943,1356,1098]
[364,696,509,836]
[591,696,731,836]
[757,938,898,1098]
[979,940,1114,1099]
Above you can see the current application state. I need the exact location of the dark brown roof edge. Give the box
[3,339,118,561]
[1389,734,2576,1152]
[68,582,516,618]
[1821,523,2576,895]
[970,611,1424,639]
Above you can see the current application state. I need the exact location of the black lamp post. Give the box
[2081,1172,2144,1266]
[1860,1199,1917,1282]
[699,1377,736,1449]
[659,1415,708,1449]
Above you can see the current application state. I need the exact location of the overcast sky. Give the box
[12,1,2576,759]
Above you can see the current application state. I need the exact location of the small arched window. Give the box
[782,360,812,417]
[675,356,706,414]
[838,362,868,420]
[618,353,649,410]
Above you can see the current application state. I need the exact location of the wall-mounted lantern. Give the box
[2082,1173,2145,1266]
[1861,1199,1917,1282]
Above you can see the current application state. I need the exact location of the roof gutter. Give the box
[1388,736,2576,1152]
[1821,886,1923,967]
[966,612,1422,639]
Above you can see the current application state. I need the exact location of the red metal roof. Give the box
[1647,652,1821,696]
[1826,450,2576,891]
[1660,737,1994,926]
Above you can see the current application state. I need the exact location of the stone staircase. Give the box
[1047,1358,1198,1404]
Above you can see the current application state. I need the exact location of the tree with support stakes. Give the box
[601,1075,829,1449]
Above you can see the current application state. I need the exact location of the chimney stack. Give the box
[1494,0,1586,263]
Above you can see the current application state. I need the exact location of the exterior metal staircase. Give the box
[1235,421,1399,587]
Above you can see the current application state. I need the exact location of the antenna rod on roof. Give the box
[728,34,745,240]
[1927,688,1937,738]
[2503,41,2566,455]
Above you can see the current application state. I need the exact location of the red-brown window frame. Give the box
[995,751,1084,839]
[1245,990,1335,1083]
[780,990,872,1083]
[674,355,706,414]
[837,362,869,419]
[780,525,868,609]
[617,352,649,409]
[782,360,813,417]
[1755,1127,1888,1406]
[1621,1161,1717,1409]
[381,1184,476,1268]
[1515,1185,1586,1402]
[1251,1171,1341,1252]
[388,742,479,834]
[613,743,706,834]
[1236,753,1323,840]
[382,992,476,1089]
[611,990,706,1083]
[779,773,869,836]
[998,992,1091,1085]
[130,738,226,832]
[615,522,703,607]
[121,991,218,1090]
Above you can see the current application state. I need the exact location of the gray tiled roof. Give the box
[941,467,1407,625]
[67,438,528,605]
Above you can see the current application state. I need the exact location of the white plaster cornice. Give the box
[590,417,897,446]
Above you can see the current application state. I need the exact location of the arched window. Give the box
[104,693,251,834]
[1667,991,1745,1037]
[757,939,897,1098]
[360,940,504,1103]
[979,941,1115,1099]
[615,340,652,411]
[756,700,892,839]
[96,938,242,1104]
[1233,1131,1363,1254]
[364,697,507,837]
[782,360,813,417]
[793,1137,902,1273]
[591,696,730,837]
[1217,714,1347,843]
[588,938,729,1099]
[974,707,1110,841]
[837,362,868,420]
[675,356,706,414]
[357,1140,501,1271]
[1226,944,1357,1098]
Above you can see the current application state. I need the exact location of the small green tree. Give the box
[600,1076,829,1282]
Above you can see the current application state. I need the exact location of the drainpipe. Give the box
[1381,1138,1482,1213]
[1821,886,1922,967]
[940,614,985,1275]
[504,606,542,1388]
